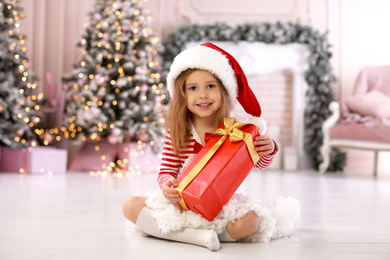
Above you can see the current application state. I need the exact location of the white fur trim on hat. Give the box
[166,45,238,109]
[245,117,267,135]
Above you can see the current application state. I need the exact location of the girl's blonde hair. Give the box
[165,69,231,156]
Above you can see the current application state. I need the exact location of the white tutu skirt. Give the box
[141,191,301,243]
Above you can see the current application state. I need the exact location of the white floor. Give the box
[0,169,390,260]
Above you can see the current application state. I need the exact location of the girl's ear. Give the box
[245,117,267,135]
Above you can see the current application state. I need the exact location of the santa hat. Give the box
[166,42,266,134]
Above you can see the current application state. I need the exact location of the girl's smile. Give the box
[197,102,212,107]
[198,103,211,106]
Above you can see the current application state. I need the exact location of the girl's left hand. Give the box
[254,135,275,155]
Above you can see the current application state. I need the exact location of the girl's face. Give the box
[184,70,223,123]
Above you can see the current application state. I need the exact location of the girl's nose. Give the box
[199,89,208,98]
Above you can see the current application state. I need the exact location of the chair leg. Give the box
[373,151,379,177]
[319,144,330,174]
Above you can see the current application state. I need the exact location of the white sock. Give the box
[218,227,238,242]
[136,207,220,251]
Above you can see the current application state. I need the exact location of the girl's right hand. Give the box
[162,177,181,204]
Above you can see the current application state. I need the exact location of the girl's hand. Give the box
[254,135,275,155]
[162,177,181,204]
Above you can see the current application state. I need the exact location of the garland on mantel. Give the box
[160,22,346,171]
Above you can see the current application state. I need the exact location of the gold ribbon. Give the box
[175,118,260,211]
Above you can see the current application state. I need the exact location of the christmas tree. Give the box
[61,0,166,156]
[0,0,42,149]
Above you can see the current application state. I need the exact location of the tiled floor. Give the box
[0,169,389,260]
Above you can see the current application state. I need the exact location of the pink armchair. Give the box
[319,65,390,176]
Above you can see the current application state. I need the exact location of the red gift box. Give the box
[175,118,261,221]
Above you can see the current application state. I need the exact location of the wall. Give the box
[18,0,390,173]
[339,0,390,99]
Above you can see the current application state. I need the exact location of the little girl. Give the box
[122,42,300,251]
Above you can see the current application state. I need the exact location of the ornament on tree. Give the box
[135,66,144,75]
[16,129,24,137]
[138,50,146,58]
[93,13,102,22]
[140,83,148,93]
[112,127,121,136]
[90,107,100,117]
[8,43,15,52]
[102,33,110,42]
[44,131,54,143]
[136,131,149,142]
[107,135,118,144]
[94,74,105,85]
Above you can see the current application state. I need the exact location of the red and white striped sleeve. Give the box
[254,140,279,170]
[157,132,181,188]
[157,131,199,189]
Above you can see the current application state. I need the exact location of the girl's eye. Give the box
[208,84,216,89]
[188,86,197,91]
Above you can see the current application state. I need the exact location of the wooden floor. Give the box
[0,169,389,260]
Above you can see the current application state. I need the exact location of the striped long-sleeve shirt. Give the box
[157,124,278,188]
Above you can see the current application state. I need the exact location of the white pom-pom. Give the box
[271,197,301,239]
[245,117,267,135]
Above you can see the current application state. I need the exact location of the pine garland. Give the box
[160,22,346,171]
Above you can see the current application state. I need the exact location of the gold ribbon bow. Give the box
[175,118,260,211]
